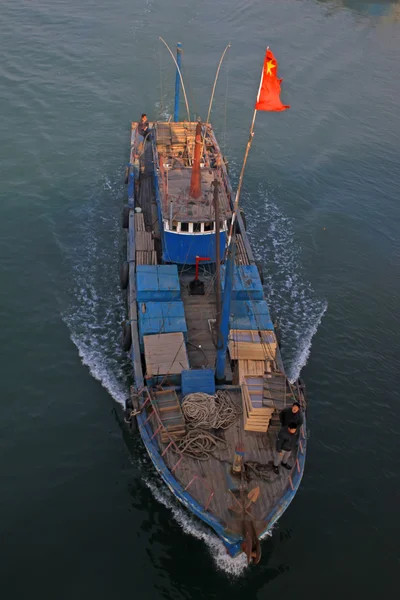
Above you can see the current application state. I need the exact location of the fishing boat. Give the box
[121,42,307,564]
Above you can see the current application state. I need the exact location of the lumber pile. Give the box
[235,234,250,266]
[228,329,277,361]
[134,212,145,232]
[242,375,274,432]
[136,250,157,265]
[135,231,154,251]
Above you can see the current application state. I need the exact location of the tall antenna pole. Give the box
[174,42,182,122]
[159,37,190,121]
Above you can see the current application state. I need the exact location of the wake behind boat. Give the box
[121,43,307,564]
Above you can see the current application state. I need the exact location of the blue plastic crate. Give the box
[220,265,264,301]
[229,300,274,331]
[138,301,187,350]
[136,265,181,302]
[181,369,216,397]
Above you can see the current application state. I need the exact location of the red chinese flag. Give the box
[255,48,290,112]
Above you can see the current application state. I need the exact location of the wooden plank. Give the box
[135,212,145,232]
[144,332,189,376]
[135,231,154,252]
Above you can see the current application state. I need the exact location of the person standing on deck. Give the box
[138,113,150,139]
[273,422,298,474]
[279,401,303,430]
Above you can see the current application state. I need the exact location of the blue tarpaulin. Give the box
[229,300,274,331]
[181,369,216,397]
[138,300,187,350]
[136,265,181,302]
[220,265,264,301]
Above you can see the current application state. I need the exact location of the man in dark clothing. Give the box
[138,113,150,138]
[273,422,298,474]
[279,401,303,429]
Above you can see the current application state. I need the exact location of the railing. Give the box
[185,475,215,510]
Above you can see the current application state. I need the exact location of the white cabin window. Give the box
[180,222,189,232]
[193,222,201,233]
[172,220,179,231]
[203,222,214,232]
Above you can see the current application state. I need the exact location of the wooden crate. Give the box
[152,389,186,443]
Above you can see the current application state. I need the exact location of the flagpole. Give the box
[226,48,267,249]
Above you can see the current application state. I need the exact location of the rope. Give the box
[174,429,227,461]
[181,390,242,430]
[244,461,273,483]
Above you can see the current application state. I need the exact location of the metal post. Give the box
[213,180,221,332]
[216,240,235,383]
[174,42,182,122]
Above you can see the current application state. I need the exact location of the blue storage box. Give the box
[136,265,181,302]
[229,300,274,331]
[138,301,187,350]
[220,265,264,301]
[181,369,216,397]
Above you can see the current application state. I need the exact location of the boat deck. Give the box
[159,389,293,535]
[179,269,233,380]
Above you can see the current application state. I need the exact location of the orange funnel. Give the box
[189,122,202,199]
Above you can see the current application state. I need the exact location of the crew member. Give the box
[273,422,298,474]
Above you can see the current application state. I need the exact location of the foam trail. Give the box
[247,184,327,381]
[145,478,250,577]
[61,172,130,406]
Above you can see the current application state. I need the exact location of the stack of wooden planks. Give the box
[136,250,157,265]
[135,214,157,265]
[228,329,277,361]
[242,374,275,432]
[152,389,186,443]
[235,234,250,266]
[134,212,145,231]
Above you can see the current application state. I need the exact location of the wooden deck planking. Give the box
[179,271,232,378]
[158,389,292,530]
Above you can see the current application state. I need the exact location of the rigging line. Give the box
[159,37,190,121]
[159,44,164,115]
[223,49,230,155]
[206,43,231,125]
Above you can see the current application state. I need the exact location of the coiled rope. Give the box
[172,391,242,460]
[181,390,242,430]
[175,429,228,461]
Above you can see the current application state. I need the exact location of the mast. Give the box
[215,237,235,383]
[213,180,221,331]
[174,42,182,122]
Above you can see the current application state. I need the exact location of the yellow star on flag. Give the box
[266,59,276,76]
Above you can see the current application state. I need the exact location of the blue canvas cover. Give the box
[220,265,264,301]
[229,300,274,331]
[136,265,181,302]
[138,301,187,349]
[181,369,216,397]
